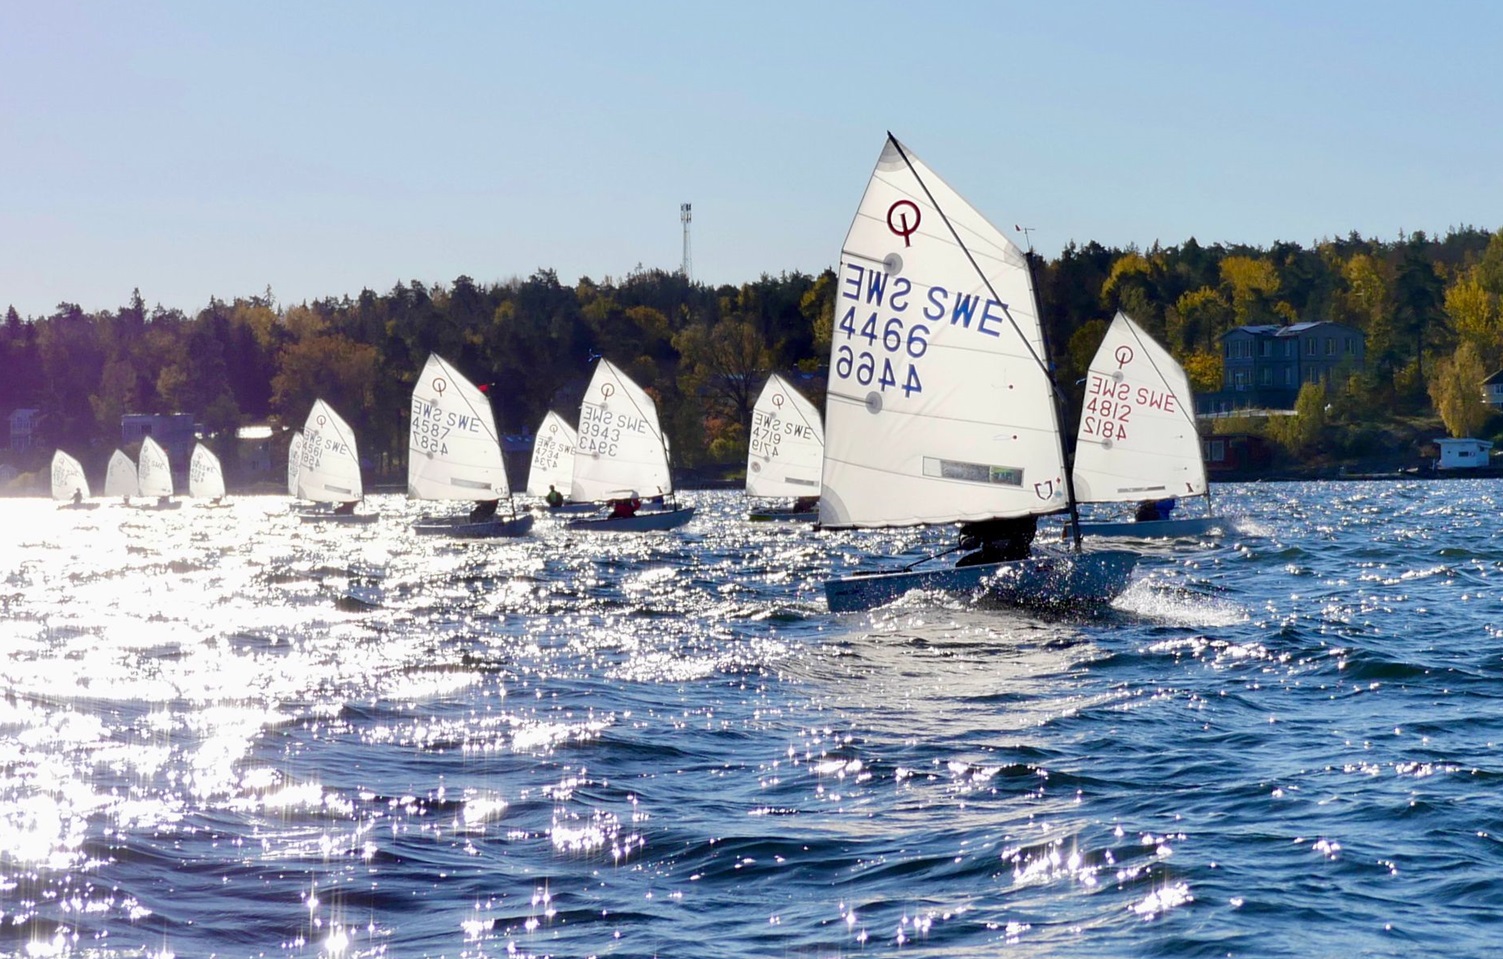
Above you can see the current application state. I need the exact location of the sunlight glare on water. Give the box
[2,483,1503,957]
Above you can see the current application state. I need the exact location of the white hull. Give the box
[534,501,598,515]
[825,547,1138,613]
[134,500,182,511]
[412,513,535,539]
[565,506,696,532]
[57,502,100,511]
[1070,515,1232,539]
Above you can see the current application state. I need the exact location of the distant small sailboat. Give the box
[287,430,304,497]
[104,449,136,504]
[135,436,181,510]
[296,400,375,524]
[51,450,97,509]
[1066,310,1234,539]
[189,443,228,506]
[818,134,1136,612]
[526,410,591,513]
[745,373,823,522]
[408,354,533,538]
[564,358,695,532]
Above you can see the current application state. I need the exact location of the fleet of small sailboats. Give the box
[816,134,1137,612]
[26,135,1264,616]
[407,354,533,538]
[1066,310,1233,539]
[565,358,694,532]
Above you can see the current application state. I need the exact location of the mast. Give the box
[1019,237,1084,550]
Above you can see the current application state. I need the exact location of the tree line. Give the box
[4,225,1502,483]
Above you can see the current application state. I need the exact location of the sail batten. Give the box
[818,135,1066,530]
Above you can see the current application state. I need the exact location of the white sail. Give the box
[570,358,672,503]
[136,436,173,498]
[287,431,304,497]
[526,411,578,497]
[746,373,824,498]
[105,449,136,498]
[819,135,1067,529]
[1072,311,1207,503]
[51,450,90,502]
[189,443,226,499]
[408,354,511,501]
[299,400,363,503]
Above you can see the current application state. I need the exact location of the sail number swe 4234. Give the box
[834,309,928,397]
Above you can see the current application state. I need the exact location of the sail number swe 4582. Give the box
[834,309,928,397]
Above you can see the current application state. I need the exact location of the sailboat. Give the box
[525,410,591,513]
[296,399,375,524]
[189,442,228,506]
[1067,310,1233,538]
[564,358,695,532]
[104,449,136,504]
[819,134,1137,613]
[135,436,181,509]
[51,450,97,509]
[745,373,823,522]
[408,354,534,538]
[287,430,304,497]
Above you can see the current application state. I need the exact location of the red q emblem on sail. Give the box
[1114,346,1134,369]
[772,394,784,408]
[601,383,615,400]
[316,414,326,427]
[887,201,920,247]
[432,376,448,394]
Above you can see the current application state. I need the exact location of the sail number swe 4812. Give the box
[834,308,927,397]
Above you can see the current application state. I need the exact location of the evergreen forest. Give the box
[6,225,1503,488]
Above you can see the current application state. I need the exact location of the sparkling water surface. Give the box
[3,482,1503,958]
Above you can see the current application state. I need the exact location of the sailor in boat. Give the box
[545,485,564,509]
[71,488,83,506]
[954,515,1038,568]
[793,495,819,513]
[211,495,224,506]
[1134,497,1177,522]
[156,495,171,508]
[469,499,500,521]
[608,496,641,519]
[333,500,356,515]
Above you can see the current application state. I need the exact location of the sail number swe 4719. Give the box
[834,310,928,397]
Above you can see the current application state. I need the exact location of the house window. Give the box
[1285,369,1295,386]
[1344,338,1354,355]
[1325,338,1334,355]
[1260,340,1271,357]
[1306,338,1317,355]
[1260,368,1272,385]
[1233,371,1247,391]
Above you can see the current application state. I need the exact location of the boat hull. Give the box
[565,506,696,532]
[824,548,1138,613]
[412,513,535,538]
[1070,515,1232,539]
[747,508,817,523]
[299,511,378,525]
[535,501,598,515]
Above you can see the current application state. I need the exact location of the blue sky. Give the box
[2,0,1499,319]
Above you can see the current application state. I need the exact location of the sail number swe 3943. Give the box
[834,309,928,397]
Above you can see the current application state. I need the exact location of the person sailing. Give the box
[1134,497,1177,522]
[954,514,1038,567]
[469,499,499,521]
[545,484,564,509]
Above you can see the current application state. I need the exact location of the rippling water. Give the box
[3,482,1503,958]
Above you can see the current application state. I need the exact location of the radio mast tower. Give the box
[680,203,693,282]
